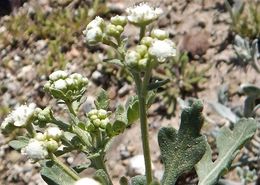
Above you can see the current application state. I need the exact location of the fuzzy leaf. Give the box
[94,169,110,185]
[209,101,239,124]
[130,175,146,185]
[9,136,29,150]
[126,96,139,125]
[113,105,127,134]
[158,100,206,185]
[240,84,260,97]
[196,118,257,185]
[95,89,109,110]
[41,160,76,185]
[147,79,170,91]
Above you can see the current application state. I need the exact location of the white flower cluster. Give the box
[74,177,101,185]
[83,15,127,45]
[125,28,176,69]
[44,70,89,101]
[21,139,48,161]
[22,126,63,161]
[126,3,162,26]
[1,103,36,132]
[87,109,110,130]
[83,16,105,45]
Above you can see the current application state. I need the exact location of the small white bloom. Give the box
[97,109,107,119]
[49,70,68,81]
[148,39,176,62]
[46,127,63,140]
[84,27,103,45]
[70,73,83,80]
[21,139,48,160]
[126,3,162,26]
[74,177,101,185]
[11,103,36,127]
[151,29,169,40]
[125,50,140,67]
[53,79,67,90]
[65,78,74,86]
[86,16,105,30]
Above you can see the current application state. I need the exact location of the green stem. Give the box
[26,123,36,137]
[139,25,146,43]
[73,126,92,148]
[49,153,80,181]
[133,65,153,184]
[92,154,113,185]
[66,102,77,116]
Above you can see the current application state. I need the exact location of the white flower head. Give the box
[11,103,36,127]
[1,116,14,131]
[149,39,176,62]
[86,16,105,30]
[21,139,48,161]
[125,50,140,68]
[49,70,68,81]
[74,177,101,185]
[84,27,103,45]
[126,3,162,26]
[53,79,67,90]
[46,127,63,140]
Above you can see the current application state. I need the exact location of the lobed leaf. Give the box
[9,136,29,150]
[95,89,110,110]
[195,118,257,185]
[158,100,206,185]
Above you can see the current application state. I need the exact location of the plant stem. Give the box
[139,25,146,42]
[133,62,153,184]
[66,102,77,116]
[49,153,80,181]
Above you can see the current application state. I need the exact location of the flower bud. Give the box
[110,15,127,27]
[93,119,101,127]
[36,107,53,123]
[84,27,103,45]
[97,109,107,119]
[141,36,154,47]
[46,127,63,140]
[138,58,148,70]
[100,118,109,129]
[53,79,67,90]
[35,132,46,141]
[49,70,68,81]
[151,29,169,40]
[125,51,140,69]
[136,45,148,57]
[46,139,59,152]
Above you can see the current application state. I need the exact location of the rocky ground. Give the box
[0,0,259,185]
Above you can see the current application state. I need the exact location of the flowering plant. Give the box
[1,3,258,185]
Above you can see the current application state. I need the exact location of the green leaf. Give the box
[126,96,139,125]
[240,84,260,97]
[94,169,110,185]
[9,136,29,150]
[158,100,206,185]
[41,160,76,185]
[73,163,91,173]
[209,101,239,124]
[147,79,170,91]
[95,89,109,110]
[130,175,146,185]
[103,58,123,67]
[113,105,127,135]
[195,118,257,185]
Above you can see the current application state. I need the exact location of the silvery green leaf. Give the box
[94,169,110,185]
[239,84,260,97]
[130,175,146,185]
[41,160,76,185]
[209,101,239,124]
[158,100,206,185]
[9,136,29,150]
[195,118,257,185]
[95,89,109,110]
